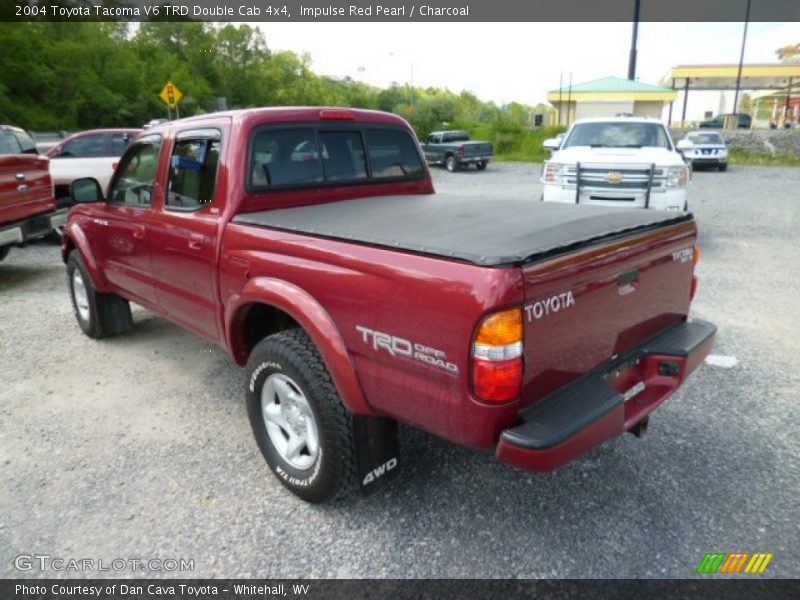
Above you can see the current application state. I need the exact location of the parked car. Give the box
[421,130,493,172]
[698,113,751,129]
[46,128,141,208]
[0,125,63,260]
[676,131,729,171]
[62,107,715,503]
[541,117,690,211]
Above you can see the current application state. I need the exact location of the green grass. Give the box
[463,123,566,163]
[728,149,800,167]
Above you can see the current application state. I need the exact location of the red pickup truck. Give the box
[62,108,716,503]
[1,125,62,261]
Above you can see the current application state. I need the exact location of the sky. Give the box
[257,21,800,119]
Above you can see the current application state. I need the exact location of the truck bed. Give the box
[233,194,692,267]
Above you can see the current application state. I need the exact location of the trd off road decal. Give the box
[524,290,576,322]
[356,326,459,375]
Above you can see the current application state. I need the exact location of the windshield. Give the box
[687,132,724,145]
[563,122,672,149]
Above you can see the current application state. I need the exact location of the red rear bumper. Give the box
[496,319,717,472]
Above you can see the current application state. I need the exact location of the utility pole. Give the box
[557,72,563,126]
[628,0,641,80]
[732,0,752,118]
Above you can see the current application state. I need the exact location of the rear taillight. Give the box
[459,147,465,157]
[690,242,700,301]
[472,308,523,402]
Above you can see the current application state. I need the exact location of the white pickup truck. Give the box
[541,117,689,211]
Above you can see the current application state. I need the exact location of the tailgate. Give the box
[462,142,493,156]
[0,155,54,224]
[519,219,697,408]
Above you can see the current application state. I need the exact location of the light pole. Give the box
[628,0,641,80]
[389,52,414,110]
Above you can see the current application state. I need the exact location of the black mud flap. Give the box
[353,416,399,495]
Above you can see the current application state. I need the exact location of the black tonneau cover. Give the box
[233,194,692,267]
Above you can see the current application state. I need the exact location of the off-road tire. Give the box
[246,328,358,503]
[67,250,133,339]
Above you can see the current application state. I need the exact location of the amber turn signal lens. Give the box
[475,308,523,346]
[693,243,700,267]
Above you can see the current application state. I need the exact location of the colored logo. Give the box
[606,172,624,183]
[696,552,773,574]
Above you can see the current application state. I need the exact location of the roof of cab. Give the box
[149,107,411,133]
[571,116,665,125]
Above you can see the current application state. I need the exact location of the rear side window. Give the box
[249,126,424,190]
[366,129,425,179]
[167,137,221,210]
[62,134,106,157]
[0,131,22,154]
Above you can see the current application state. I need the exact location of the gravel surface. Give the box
[1,164,798,578]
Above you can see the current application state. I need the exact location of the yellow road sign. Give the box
[159,81,183,109]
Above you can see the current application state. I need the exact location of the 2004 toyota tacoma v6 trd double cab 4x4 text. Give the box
[62,107,716,503]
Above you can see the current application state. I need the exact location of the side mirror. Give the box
[71,177,104,204]
[543,138,561,151]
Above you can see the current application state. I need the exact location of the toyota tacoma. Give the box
[62,108,716,503]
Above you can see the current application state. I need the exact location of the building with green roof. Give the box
[546,76,678,126]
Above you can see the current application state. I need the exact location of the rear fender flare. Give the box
[226,277,374,416]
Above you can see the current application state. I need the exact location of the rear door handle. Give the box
[15,173,26,181]
[188,233,204,250]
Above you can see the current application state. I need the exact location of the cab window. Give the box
[62,134,106,157]
[167,136,221,210]
[108,138,162,207]
[0,131,22,154]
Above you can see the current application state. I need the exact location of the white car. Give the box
[676,131,729,171]
[541,117,689,211]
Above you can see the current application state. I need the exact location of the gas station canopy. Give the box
[659,63,800,91]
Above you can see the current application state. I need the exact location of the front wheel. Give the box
[0,246,10,262]
[718,163,728,172]
[246,328,358,503]
[445,155,458,172]
[67,251,133,339]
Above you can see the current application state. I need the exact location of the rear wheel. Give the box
[445,155,458,172]
[67,251,133,339]
[246,328,358,503]
[476,161,487,171]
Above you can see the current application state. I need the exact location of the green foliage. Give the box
[0,20,547,143]
[729,149,800,167]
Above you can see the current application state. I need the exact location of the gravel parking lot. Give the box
[1,164,798,578]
